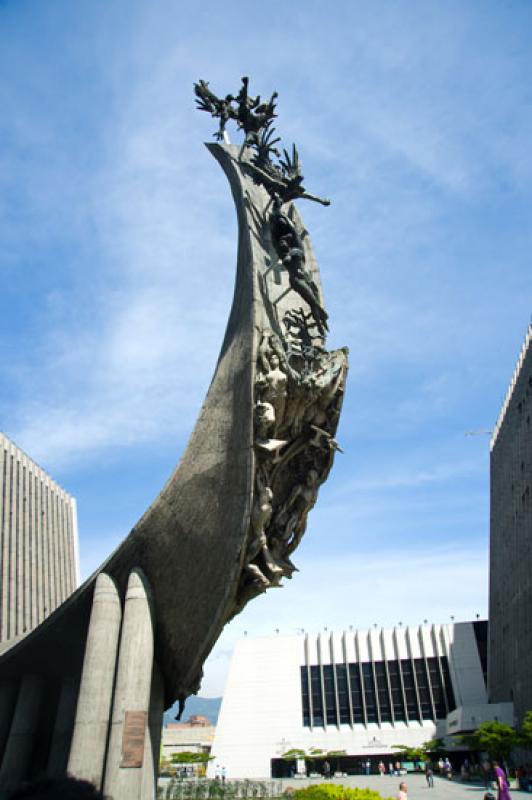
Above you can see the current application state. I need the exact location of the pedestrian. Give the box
[323,760,331,780]
[366,760,371,775]
[221,766,226,784]
[397,781,408,800]
[395,761,401,776]
[493,761,511,800]
[444,758,452,779]
[425,762,434,788]
[482,760,492,789]
[389,762,394,776]
[379,761,386,777]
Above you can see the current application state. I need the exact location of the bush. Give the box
[292,786,393,800]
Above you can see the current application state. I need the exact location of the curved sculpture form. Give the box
[0,79,348,796]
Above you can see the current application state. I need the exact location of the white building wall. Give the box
[441,623,486,707]
[210,635,305,777]
[210,622,486,779]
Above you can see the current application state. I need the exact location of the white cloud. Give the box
[200,544,488,696]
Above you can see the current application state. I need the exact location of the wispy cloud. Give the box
[201,544,488,695]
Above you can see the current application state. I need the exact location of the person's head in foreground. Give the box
[7,776,106,800]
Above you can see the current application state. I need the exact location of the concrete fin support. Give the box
[47,677,79,777]
[0,674,44,791]
[67,572,122,788]
[103,568,155,800]
[0,679,18,767]
[142,662,165,800]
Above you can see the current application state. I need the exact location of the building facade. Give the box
[210,621,488,778]
[0,432,80,643]
[162,715,215,775]
[489,324,532,722]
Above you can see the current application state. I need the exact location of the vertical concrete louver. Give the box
[0,432,79,643]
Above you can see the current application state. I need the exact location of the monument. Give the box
[0,78,348,798]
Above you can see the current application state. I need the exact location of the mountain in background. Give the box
[163,696,222,727]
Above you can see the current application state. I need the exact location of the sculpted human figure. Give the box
[258,353,287,432]
[269,196,329,336]
[276,468,320,555]
[256,331,289,433]
[245,476,282,587]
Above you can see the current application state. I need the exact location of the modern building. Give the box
[489,324,532,723]
[162,715,216,760]
[210,621,489,778]
[0,432,80,644]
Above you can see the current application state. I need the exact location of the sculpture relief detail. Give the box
[195,75,348,619]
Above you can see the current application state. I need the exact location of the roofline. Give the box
[490,323,532,451]
[0,430,75,501]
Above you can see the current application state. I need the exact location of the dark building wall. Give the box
[489,328,532,722]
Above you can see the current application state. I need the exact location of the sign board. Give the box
[121,710,147,768]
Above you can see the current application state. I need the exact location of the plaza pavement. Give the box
[158,774,531,799]
[280,775,529,800]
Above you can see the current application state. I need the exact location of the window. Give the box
[427,657,446,717]
[336,663,351,724]
[362,662,377,723]
[401,660,420,720]
[414,659,433,719]
[349,664,364,723]
[300,655,455,727]
[375,660,392,722]
[387,660,406,721]
[301,667,310,726]
[323,665,337,724]
[310,665,323,726]
[440,657,456,712]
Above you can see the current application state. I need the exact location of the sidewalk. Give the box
[280,774,530,800]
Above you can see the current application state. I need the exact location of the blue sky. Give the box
[1,0,531,696]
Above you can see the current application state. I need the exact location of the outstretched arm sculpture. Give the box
[0,77,348,799]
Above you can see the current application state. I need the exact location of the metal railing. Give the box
[159,778,282,800]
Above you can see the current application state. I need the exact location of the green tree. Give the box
[170,751,213,764]
[456,721,518,760]
[392,740,445,764]
[518,712,532,748]
[423,739,445,757]
[391,744,426,762]
[282,749,307,761]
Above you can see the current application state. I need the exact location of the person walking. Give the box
[323,760,331,780]
[494,761,511,800]
[482,760,492,789]
[425,762,434,788]
[378,761,386,777]
[397,781,408,800]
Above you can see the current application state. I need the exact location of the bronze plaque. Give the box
[121,710,147,768]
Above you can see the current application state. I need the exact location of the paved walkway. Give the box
[280,775,528,800]
[158,774,531,800]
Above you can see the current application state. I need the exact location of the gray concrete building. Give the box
[489,324,532,722]
[0,432,80,644]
